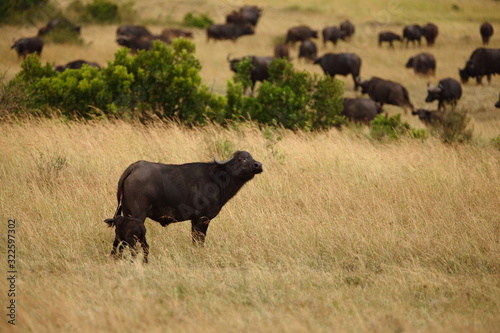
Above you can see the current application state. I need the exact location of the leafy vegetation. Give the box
[183,12,214,28]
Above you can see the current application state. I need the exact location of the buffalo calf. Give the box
[378,31,402,48]
[426,78,462,111]
[104,215,149,263]
[412,109,444,126]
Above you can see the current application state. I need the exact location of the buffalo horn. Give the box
[428,84,441,93]
[214,153,235,165]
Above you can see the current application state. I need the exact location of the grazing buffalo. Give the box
[55,60,100,72]
[116,36,152,53]
[480,22,494,46]
[322,26,346,46]
[341,98,383,125]
[228,55,274,94]
[104,215,149,263]
[405,52,436,75]
[378,31,402,48]
[226,5,262,27]
[411,109,444,126]
[422,23,438,46]
[403,24,423,47]
[495,94,500,108]
[116,25,152,39]
[161,28,193,40]
[111,151,263,245]
[206,23,254,41]
[298,40,318,63]
[38,17,81,36]
[11,37,43,59]
[459,47,500,84]
[339,20,355,40]
[274,43,290,60]
[426,78,462,111]
[285,25,318,45]
[358,77,414,112]
[314,52,362,90]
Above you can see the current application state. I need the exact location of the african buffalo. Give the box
[226,5,262,27]
[298,40,318,63]
[55,60,100,72]
[322,26,346,47]
[116,25,152,39]
[104,215,149,263]
[405,53,436,75]
[341,98,383,125]
[339,20,355,40]
[228,55,274,94]
[378,31,402,48]
[426,78,462,111]
[206,23,254,41]
[111,151,262,245]
[358,77,414,112]
[314,52,362,90]
[286,25,318,45]
[11,37,43,59]
[411,109,444,126]
[495,94,500,108]
[480,22,494,46]
[274,43,290,60]
[38,17,81,36]
[422,23,438,46]
[459,47,500,84]
[403,24,423,47]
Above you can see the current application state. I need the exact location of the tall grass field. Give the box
[1,0,500,332]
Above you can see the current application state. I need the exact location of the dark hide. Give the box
[226,6,262,27]
[206,23,254,41]
[322,26,346,46]
[55,60,100,72]
[229,55,274,94]
[422,23,438,46]
[274,43,290,60]
[359,77,414,112]
[341,98,383,125]
[116,25,152,39]
[314,52,362,90]
[480,22,494,46]
[104,215,149,263]
[285,25,318,45]
[113,151,263,245]
[459,48,500,84]
[426,78,462,111]
[298,40,318,63]
[339,20,355,40]
[405,53,436,75]
[411,109,444,126]
[11,37,43,59]
[403,24,423,47]
[378,31,402,48]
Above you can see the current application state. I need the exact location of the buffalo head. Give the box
[214,151,263,180]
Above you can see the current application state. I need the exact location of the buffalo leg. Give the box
[191,217,210,245]
[141,239,149,263]
[111,238,120,258]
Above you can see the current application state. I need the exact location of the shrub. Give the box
[81,0,120,23]
[183,12,213,28]
[370,114,418,141]
[435,110,473,144]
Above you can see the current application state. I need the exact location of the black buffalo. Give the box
[411,109,444,126]
[11,37,43,59]
[298,40,318,63]
[116,25,152,39]
[314,52,362,90]
[341,98,383,125]
[104,215,149,263]
[480,22,494,46]
[378,31,402,48]
[459,48,500,84]
[38,17,81,36]
[405,53,436,75]
[422,23,438,46]
[206,23,254,41]
[274,43,290,60]
[55,60,100,72]
[228,55,274,94]
[322,26,346,47]
[495,94,500,108]
[403,24,423,47]
[426,78,462,111]
[117,34,169,53]
[358,77,414,112]
[226,5,262,27]
[339,20,355,40]
[111,151,262,245]
[285,25,318,45]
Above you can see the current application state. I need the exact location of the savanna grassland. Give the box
[1,0,500,332]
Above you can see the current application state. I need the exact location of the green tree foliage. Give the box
[0,0,51,24]
[183,12,214,28]
[81,0,120,23]
[370,114,427,141]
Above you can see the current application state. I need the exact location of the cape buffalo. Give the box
[412,109,444,126]
[38,17,81,36]
[358,77,414,112]
[206,23,254,42]
[426,78,462,111]
[104,215,149,263]
[459,48,500,84]
[55,60,100,72]
[403,24,423,47]
[111,151,262,245]
[116,25,152,39]
[341,98,383,125]
[322,26,346,47]
[226,5,262,27]
[298,40,318,63]
[274,43,290,60]
[405,53,436,76]
[339,20,355,40]
[378,31,402,48]
[11,37,43,59]
[228,55,274,94]
[314,52,362,90]
[286,25,318,45]
[480,22,494,46]
[422,23,438,46]
[495,94,500,108]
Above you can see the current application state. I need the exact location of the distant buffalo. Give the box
[228,54,274,94]
[286,25,318,45]
[339,20,355,40]
[298,40,318,62]
[111,151,263,245]
[422,23,438,46]
[403,24,423,47]
[405,52,436,75]
[359,77,414,112]
[426,78,462,111]
[314,52,362,90]
[274,43,290,60]
[38,17,81,36]
[322,26,346,46]
[341,98,383,125]
[480,22,494,46]
[459,47,500,84]
[116,25,152,39]
[378,31,402,48]
[207,23,254,41]
[411,109,444,126]
[55,60,100,72]
[226,5,262,27]
[11,37,43,59]
[116,35,169,53]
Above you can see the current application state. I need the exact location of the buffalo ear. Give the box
[104,218,115,228]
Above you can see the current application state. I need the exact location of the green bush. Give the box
[82,0,120,23]
[0,0,54,25]
[435,110,473,144]
[183,12,213,28]
[370,114,417,141]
